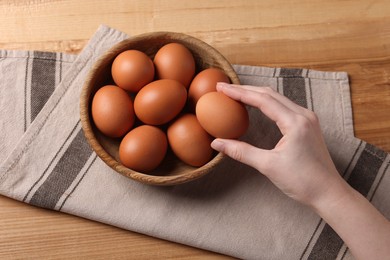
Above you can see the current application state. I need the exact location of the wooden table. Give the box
[1,1,389,258]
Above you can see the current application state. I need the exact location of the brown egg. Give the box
[134,79,187,125]
[188,68,230,110]
[196,92,249,139]
[91,85,135,138]
[167,114,214,167]
[119,125,168,173]
[111,50,155,92]
[153,43,195,88]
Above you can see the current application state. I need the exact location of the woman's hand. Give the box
[211,82,347,207]
[211,83,390,260]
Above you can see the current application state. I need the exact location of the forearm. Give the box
[312,179,390,260]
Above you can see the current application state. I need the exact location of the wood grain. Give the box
[0,195,230,259]
[0,0,389,258]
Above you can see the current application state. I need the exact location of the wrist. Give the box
[310,175,354,217]
[308,174,390,260]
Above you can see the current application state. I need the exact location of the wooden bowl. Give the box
[80,32,240,185]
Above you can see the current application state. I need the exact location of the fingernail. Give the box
[211,139,225,151]
[216,82,230,90]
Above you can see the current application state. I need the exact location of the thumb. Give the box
[211,138,269,171]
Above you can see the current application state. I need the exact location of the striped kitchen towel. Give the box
[0,25,389,260]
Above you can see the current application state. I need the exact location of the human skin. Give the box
[211,83,390,260]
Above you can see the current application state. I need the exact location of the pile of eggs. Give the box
[91,42,249,173]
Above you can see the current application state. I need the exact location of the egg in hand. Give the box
[196,91,249,139]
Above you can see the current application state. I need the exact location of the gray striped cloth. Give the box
[0,25,389,260]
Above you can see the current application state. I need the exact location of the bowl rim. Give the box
[80,31,240,186]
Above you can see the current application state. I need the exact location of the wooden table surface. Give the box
[1,0,389,259]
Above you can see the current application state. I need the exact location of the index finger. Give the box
[217,83,297,134]
[218,83,309,115]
